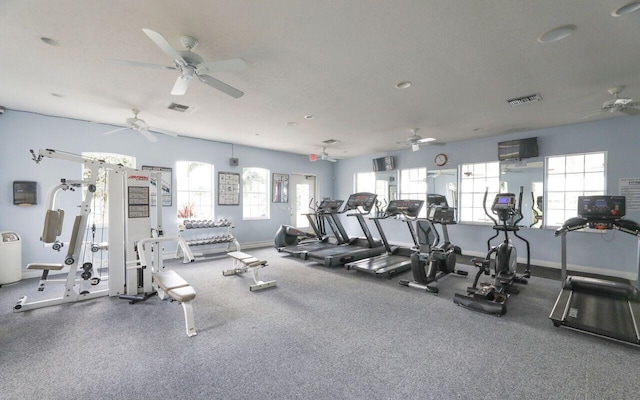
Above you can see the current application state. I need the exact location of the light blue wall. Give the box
[0,110,334,268]
[335,116,640,277]
[3,109,640,277]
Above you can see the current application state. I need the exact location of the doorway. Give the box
[288,174,317,231]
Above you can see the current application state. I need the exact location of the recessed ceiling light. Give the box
[304,115,315,119]
[50,93,64,98]
[286,121,298,127]
[40,37,61,46]
[473,128,481,131]
[612,1,640,16]
[396,81,412,89]
[537,25,576,43]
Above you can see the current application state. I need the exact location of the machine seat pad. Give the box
[27,263,64,271]
[153,270,190,292]
[167,286,196,302]
[227,251,254,260]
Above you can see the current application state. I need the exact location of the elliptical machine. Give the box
[453,187,531,315]
[399,195,467,294]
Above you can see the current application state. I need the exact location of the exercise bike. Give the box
[453,187,531,315]
[399,195,467,294]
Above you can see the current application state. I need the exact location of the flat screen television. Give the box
[498,137,538,161]
[373,156,395,172]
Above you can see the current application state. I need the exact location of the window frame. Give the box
[544,151,607,228]
[175,161,215,221]
[399,167,428,218]
[458,161,500,224]
[242,167,270,220]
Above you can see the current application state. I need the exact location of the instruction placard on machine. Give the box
[128,186,150,218]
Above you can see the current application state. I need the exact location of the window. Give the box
[176,161,214,220]
[400,167,427,217]
[355,172,375,193]
[545,152,606,227]
[82,152,136,227]
[355,171,390,206]
[459,162,500,223]
[243,167,270,219]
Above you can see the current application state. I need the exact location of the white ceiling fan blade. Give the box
[171,76,191,95]
[138,128,159,143]
[103,127,128,135]
[620,107,640,116]
[327,158,337,163]
[142,28,188,68]
[196,58,249,75]
[197,74,244,98]
[112,59,177,71]
[417,137,436,144]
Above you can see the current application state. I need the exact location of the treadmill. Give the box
[276,199,347,258]
[550,195,640,346]
[305,192,385,267]
[344,199,424,278]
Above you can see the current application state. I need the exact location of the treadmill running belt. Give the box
[566,292,638,343]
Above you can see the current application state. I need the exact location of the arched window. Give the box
[82,152,136,227]
[176,161,215,220]
[243,167,270,219]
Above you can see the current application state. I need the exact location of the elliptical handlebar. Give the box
[482,187,498,226]
[513,186,524,227]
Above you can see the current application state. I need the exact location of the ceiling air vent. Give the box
[322,139,340,145]
[507,94,542,107]
[168,102,197,113]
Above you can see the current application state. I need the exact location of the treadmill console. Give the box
[344,192,378,212]
[317,199,344,213]
[385,200,424,218]
[578,196,625,220]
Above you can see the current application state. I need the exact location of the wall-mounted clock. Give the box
[434,153,448,167]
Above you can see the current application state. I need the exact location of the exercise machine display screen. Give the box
[492,194,516,211]
[318,199,343,213]
[345,192,377,211]
[428,206,455,224]
[385,200,424,218]
[427,194,448,207]
[578,196,625,219]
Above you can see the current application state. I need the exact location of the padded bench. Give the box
[152,270,197,337]
[26,263,64,291]
[225,251,277,291]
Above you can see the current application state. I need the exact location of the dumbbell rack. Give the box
[175,219,240,260]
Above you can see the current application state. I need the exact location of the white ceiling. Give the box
[2,1,640,158]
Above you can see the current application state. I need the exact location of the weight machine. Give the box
[14,149,194,318]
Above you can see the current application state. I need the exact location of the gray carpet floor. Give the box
[1,247,639,400]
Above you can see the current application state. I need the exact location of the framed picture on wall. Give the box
[142,166,172,206]
[272,173,289,203]
[218,172,240,205]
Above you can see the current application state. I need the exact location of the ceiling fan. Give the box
[406,128,439,151]
[580,86,640,119]
[103,109,173,143]
[309,147,337,163]
[113,28,247,98]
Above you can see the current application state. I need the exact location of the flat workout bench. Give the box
[225,251,277,291]
[152,270,197,337]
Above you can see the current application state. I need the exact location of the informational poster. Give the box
[272,173,289,203]
[128,186,150,218]
[219,172,240,205]
[142,165,172,206]
[619,178,640,211]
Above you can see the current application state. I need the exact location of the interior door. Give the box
[289,174,317,231]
